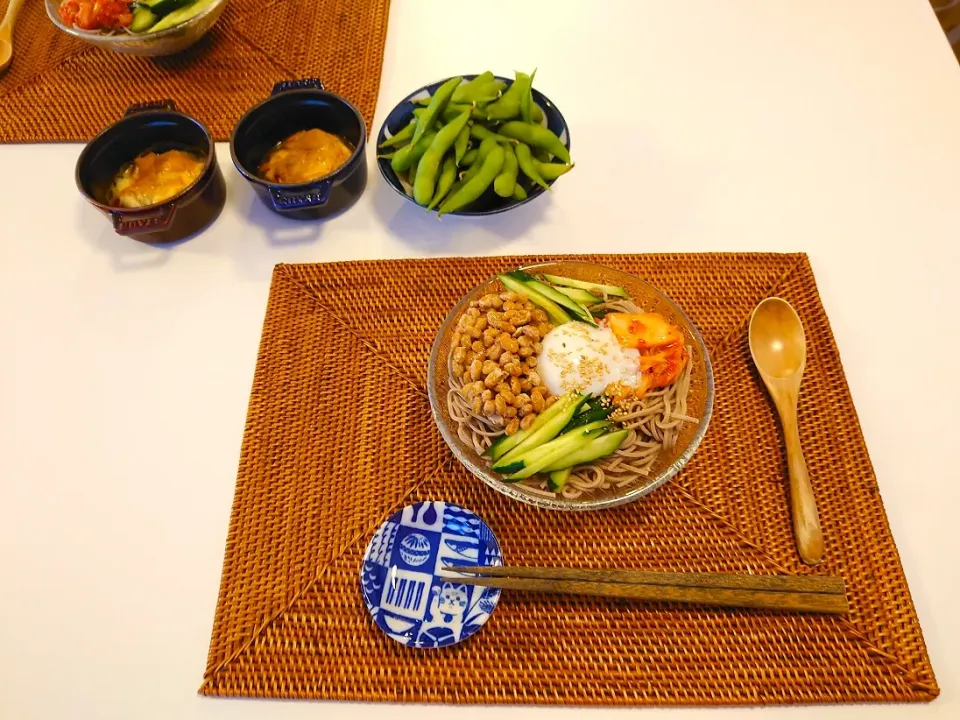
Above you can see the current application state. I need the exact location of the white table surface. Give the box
[2,1,959,718]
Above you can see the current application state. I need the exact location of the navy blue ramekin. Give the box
[231,79,367,220]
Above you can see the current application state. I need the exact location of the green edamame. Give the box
[486,71,530,121]
[454,124,471,165]
[390,131,437,173]
[451,71,494,100]
[453,80,505,104]
[438,179,464,212]
[520,69,537,123]
[408,153,422,186]
[378,120,415,150]
[460,135,500,183]
[412,75,461,145]
[443,103,487,123]
[412,108,445,132]
[515,142,550,191]
[493,143,519,198]
[470,124,514,145]
[497,121,570,164]
[397,69,574,206]
[530,102,544,124]
[534,160,575,181]
[428,156,458,210]
[439,144,506,216]
[414,109,472,206]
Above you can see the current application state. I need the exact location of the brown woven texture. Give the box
[201,254,938,706]
[0,0,390,142]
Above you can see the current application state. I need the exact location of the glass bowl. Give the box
[427,261,715,511]
[45,0,228,57]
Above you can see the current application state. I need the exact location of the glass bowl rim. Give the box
[45,0,228,43]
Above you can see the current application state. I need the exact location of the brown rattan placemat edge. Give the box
[0,0,390,142]
[200,253,937,705]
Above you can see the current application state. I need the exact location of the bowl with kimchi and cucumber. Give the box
[427,261,715,511]
[46,0,227,57]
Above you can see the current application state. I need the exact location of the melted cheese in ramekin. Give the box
[109,150,204,208]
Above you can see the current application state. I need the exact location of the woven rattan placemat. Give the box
[0,0,389,142]
[201,254,938,705]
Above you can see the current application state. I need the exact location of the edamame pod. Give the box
[512,184,528,201]
[413,108,445,132]
[451,71,495,102]
[486,71,530,121]
[460,148,478,167]
[497,121,570,164]
[408,153,422,186]
[412,75,461,145]
[414,109,472,206]
[439,144,506,216]
[520,69,537,123]
[493,143,519,198]
[378,120,416,150]
[515,142,550,191]
[460,136,500,184]
[428,156,458,210]
[534,160,575,181]
[454,124,471,165]
[470,124,514,145]
[453,80,506,104]
[390,131,438,173]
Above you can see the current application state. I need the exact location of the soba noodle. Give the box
[446,296,697,499]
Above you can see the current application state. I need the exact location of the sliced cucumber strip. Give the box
[505,271,596,326]
[497,273,571,326]
[485,392,577,461]
[561,403,614,433]
[542,429,629,472]
[149,0,216,33]
[130,7,158,32]
[503,423,610,480]
[492,394,588,471]
[547,467,572,492]
[542,273,629,298]
[554,286,603,306]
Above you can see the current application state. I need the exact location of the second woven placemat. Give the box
[0,0,390,142]
[201,254,938,705]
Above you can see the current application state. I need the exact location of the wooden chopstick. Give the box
[447,565,846,594]
[443,566,849,615]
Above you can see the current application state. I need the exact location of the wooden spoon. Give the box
[0,0,28,76]
[748,297,824,566]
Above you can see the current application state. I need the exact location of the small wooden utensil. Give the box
[749,297,824,566]
[444,566,848,614]
[0,0,27,75]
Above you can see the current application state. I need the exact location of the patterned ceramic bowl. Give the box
[427,261,715,511]
[45,0,228,57]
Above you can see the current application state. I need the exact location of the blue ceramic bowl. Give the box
[376,74,571,216]
[76,101,226,243]
[231,79,367,221]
